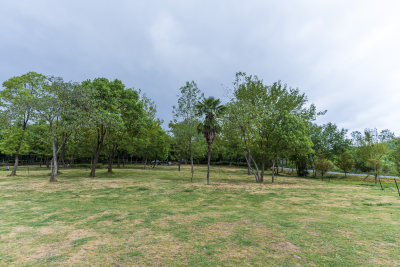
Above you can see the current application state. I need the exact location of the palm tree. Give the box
[196,97,226,184]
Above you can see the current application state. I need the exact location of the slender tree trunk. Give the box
[50,123,58,182]
[178,159,181,171]
[89,127,106,177]
[117,153,121,168]
[189,139,194,182]
[271,159,275,183]
[10,154,19,176]
[243,148,261,183]
[207,143,211,185]
[261,154,265,183]
[247,150,251,175]
[108,145,116,173]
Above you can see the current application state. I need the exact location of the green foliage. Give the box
[0,126,30,155]
[315,154,333,176]
[170,81,203,166]
[391,138,400,176]
[352,128,393,180]
[336,152,355,175]
[196,96,225,145]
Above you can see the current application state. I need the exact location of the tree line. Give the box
[1,71,400,184]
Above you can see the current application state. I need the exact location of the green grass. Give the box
[0,165,399,266]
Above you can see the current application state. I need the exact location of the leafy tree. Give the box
[105,88,143,173]
[35,77,88,182]
[226,73,317,183]
[315,154,333,178]
[336,151,355,177]
[172,81,203,179]
[310,122,350,177]
[352,129,393,184]
[0,72,48,175]
[392,138,400,176]
[196,96,225,185]
[169,121,189,171]
[81,78,125,177]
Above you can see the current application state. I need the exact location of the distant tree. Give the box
[196,96,225,185]
[172,81,203,179]
[391,138,400,177]
[336,151,355,177]
[0,72,48,176]
[169,121,189,171]
[310,123,350,177]
[315,154,333,178]
[352,129,393,184]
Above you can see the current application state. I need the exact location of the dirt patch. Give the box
[270,240,300,252]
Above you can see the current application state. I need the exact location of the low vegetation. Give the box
[1,165,399,266]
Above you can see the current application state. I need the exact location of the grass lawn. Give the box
[0,165,399,266]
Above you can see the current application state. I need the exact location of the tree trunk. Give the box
[189,139,194,182]
[117,154,120,168]
[247,150,251,175]
[271,159,275,183]
[261,154,265,183]
[108,145,116,173]
[10,154,19,176]
[90,147,101,177]
[207,143,211,185]
[50,123,58,182]
[59,142,66,168]
[89,126,106,177]
[178,159,181,172]
[243,148,261,183]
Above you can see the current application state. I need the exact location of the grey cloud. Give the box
[0,0,399,134]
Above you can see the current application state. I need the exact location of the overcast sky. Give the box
[1,0,399,134]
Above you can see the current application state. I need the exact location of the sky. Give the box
[1,0,399,134]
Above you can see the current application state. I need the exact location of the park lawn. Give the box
[0,165,399,266]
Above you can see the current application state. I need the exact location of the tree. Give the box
[392,138,400,176]
[0,72,48,176]
[82,78,125,177]
[196,96,225,185]
[105,88,143,173]
[336,151,355,177]
[171,81,203,179]
[35,77,88,182]
[169,121,189,171]
[225,73,318,183]
[310,123,350,177]
[352,129,393,184]
[315,154,333,178]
